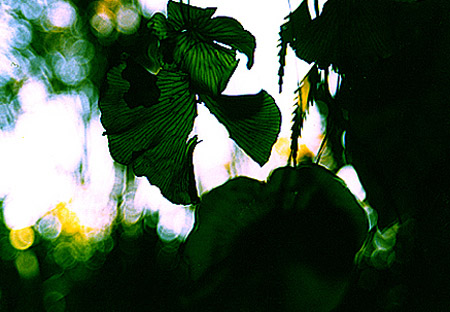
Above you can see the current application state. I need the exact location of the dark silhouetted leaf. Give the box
[280,0,393,71]
[201,91,281,166]
[277,34,288,93]
[184,176,268,281]
[99,60,198,204]
[289,75,310,166]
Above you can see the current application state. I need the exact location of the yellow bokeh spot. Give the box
[274,137,291,158]
[55,202,81,235]
[55,202,70,221]
[297,75,311,113]
[63,212,81,235]
[9,227,35,251]
[298,143,315,160]
[273,137,315,163]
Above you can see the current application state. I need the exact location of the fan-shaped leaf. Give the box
[175,36,238,95]
[202,17,256,69]
[148,12,170,40]
[99,59,198,204]
[166,1,256,95]
[282,0,393,71]
[201,91,281,166]
[167,0,217,31]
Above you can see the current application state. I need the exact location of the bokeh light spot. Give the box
[156,223,178,243]
[9,19,33,50]
[120,192,144,225]
[90,13,114,38]
[17,78,48,113]
[157,205,195,243]
[96,235,114,254]
[53,242,76,269]
[20,0,46,21]
[70,240,94,262]
[54,56,89,86]
[54,203,82,236]
[47,1,77,28]
[9,227,35,250]
[116,6,140,34]
[37,214,62,240]
[15,250,40,279]
[68,39,95,65]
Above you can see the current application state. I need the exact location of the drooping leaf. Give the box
[290,77,310,166]
[99,59,198,204]
[165,1,256,95]
[277,34,288,93]
[202,17,256,69]
[201,91,281,166]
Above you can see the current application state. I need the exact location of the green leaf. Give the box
[148,12,170,40]
[167,1,217,31]
[202,17,256,69]
[99,59,198,204]
[121,57,160,108]
[174,36,238,95]
[201,91,281,166]
[166,1,256,95]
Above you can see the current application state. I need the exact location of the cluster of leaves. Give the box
[99,1,281,204]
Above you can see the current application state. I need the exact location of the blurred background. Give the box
[0,0,368,311]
